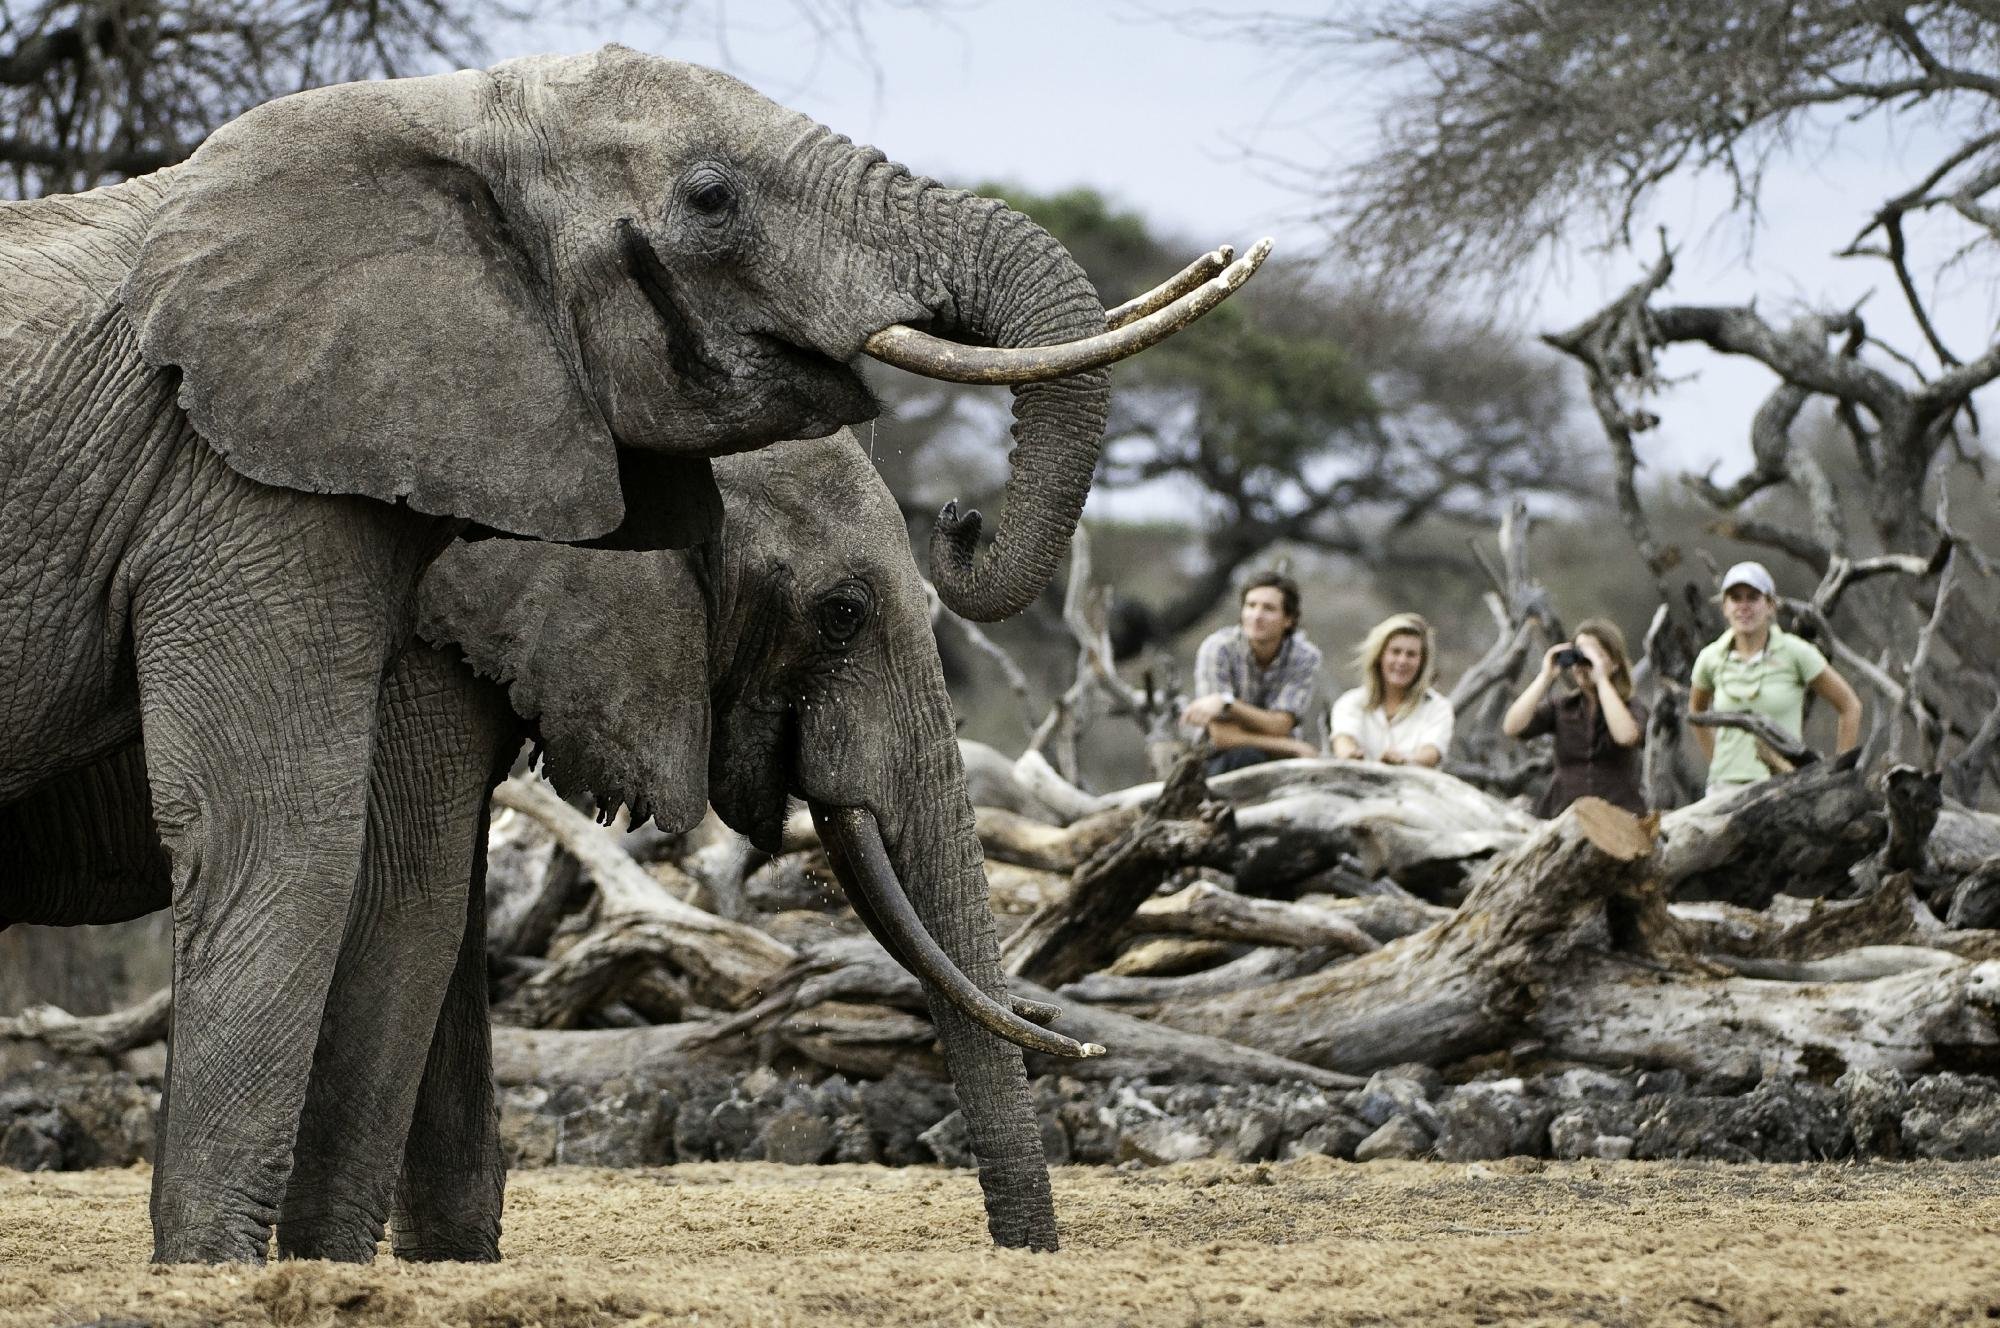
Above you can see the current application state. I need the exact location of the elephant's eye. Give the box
[815,583,872,645]
[687,180,734,215]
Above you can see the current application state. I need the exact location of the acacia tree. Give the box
[870,185,1592,656]
[0,0,536,197]
[0,0,914,197]
[1214,0,2000,793]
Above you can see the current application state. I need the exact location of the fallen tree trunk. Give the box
[493,777,794,1007]
[973,804,1146,873]
[591,935,1367,1091]
[1001,753,1235,987]
[1141,797,2000,1080]
[1655,753,1884,905]
[1142,799,1655,1072]
[1125,881,1381,955]
[1104,936,1241,977]
[0,988,171,1057]
[1535,952,2000,1079]
[1059,945,1339,1005]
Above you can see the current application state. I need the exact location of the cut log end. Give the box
[1571,797,1653,863]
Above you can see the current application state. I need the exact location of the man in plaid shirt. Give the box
[1179,572,1324,775]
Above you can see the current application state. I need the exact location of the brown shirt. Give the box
[1522,689,1648,817]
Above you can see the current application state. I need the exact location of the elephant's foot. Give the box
[391,1168,505,1263]
[978,1162,1059,1252]
[150,1163,283,1264]
[275,1202,388,1263]
[390,1216,503,1264]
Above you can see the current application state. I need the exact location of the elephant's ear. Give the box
[419,539,712,831]
[119,71,627,542]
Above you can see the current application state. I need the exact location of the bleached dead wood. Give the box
[1126,881,1380,955]
[1667,875,1949,960]
[974,803,1146,873]
[1654,753,1883,904]
[1536,954,2000,1079]
[1225,769,1535,894]
[492,777,794,1007]
[1686,710,1817,774]
[0,988,171,1056]
[1140,795,2000,1081]
[659,935,1362,1090]
[1104,937,1241,977]
[1001,753,1235,988]
[491,1021,750,1087]
[1010,747,1110,825]
[956,740,1071,826]
[983,861,1070,919]
[1707,946,1960,982]
[1143,799,1656,1072]
[1060,946,1339,1005]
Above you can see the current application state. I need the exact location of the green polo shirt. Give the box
[1691,624,1827,788]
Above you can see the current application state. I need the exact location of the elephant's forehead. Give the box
[493,47,794,142]
[717,442,916,582]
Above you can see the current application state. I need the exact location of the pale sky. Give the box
[513,2,1998,514]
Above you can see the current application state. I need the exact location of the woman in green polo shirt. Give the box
[1688,561,1864,795]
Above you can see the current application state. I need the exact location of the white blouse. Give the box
[1329,687,1455,761]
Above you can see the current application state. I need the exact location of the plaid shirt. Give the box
[1192,626,1324,737]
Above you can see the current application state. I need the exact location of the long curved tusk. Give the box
[842,877,1064,1027]
[862,238,1273,385]
[812,803,1105,1060]
[1104,245,1233,331]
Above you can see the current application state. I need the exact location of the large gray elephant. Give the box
[0,45,1247,1261]
[5,435,1086,1255]
[377,432,1081,1255]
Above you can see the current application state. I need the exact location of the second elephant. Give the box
[374,431,1088,1255]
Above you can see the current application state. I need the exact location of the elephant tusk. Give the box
[1103,245,1233,331]
[841,873,1065,1028]
[861,238,1273,385]
[812,803,1105,1060]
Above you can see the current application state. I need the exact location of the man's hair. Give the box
[1240,572,1302,635]
[1351,612,1436,717]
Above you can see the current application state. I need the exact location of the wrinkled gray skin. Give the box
[395,434,1059,1253]
[0,45,1105,1263]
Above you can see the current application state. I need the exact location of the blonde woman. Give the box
[1501,617,1646,815]
[1330,613,1453,766]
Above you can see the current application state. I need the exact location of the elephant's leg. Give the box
[135,499,430,1265]
[925,970,1058,1250]
[390,810,507,1262]
[277,649,512,1261]
[893,819,1058,1249]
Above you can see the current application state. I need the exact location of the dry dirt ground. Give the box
[5,1158,2000,1327]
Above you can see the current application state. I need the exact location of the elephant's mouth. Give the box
[749,330,879,425]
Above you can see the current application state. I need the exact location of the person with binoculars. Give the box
[1501,617,1647,816]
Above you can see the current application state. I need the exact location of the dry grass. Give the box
[6,1157,2000,1327]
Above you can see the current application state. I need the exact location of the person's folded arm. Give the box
[1223,698,1300,736]
[1209,720,1315,758]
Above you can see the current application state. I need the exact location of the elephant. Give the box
[2,433,1089,1255]
[0,45,1253,1261]
[380,430,1085,1254]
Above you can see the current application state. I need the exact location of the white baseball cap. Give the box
[1719,560,1777,597]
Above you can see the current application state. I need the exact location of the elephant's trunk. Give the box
[893,181,1111,623]
[807,773,1060,1249]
